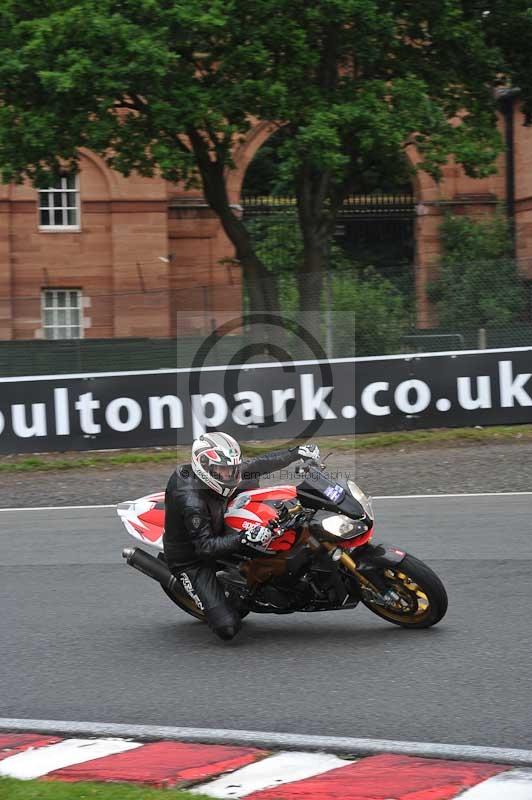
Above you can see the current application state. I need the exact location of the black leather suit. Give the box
[163,447,298,640]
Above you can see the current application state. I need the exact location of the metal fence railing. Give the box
[242,193,416,219]
[1,258,531,377]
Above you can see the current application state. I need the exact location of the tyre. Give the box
[361,554,448,629]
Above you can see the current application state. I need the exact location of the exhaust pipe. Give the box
[122,547,178,594]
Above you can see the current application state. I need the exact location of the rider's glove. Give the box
[298,443,321,463]
[240,524,273,548]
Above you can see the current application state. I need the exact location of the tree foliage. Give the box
[0,0,531,321]
[428,214,525,328]
[0,0,287,314]
[477,0,532,123]
[248,0,532,327]
[248,214,408,355]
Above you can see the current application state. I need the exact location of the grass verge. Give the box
[0,777,213,800]
[1,424,532,474]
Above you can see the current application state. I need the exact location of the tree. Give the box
[428,214,525,329]
[247,0,532,333]
[1,0,531,336]
[0,0,284,316]
[477,0,532,123]
[248,213,409,355]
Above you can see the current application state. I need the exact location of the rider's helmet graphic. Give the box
[191,431,242,497]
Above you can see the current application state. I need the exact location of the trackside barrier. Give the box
[0,347,531,454]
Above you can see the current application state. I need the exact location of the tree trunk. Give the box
[215,203,279,316]
[295,164,336,347]
[295,158,350,352]
[297,238,326,347]
[189,144,286,351]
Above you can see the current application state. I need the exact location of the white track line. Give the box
[1,491,531,513]
[0,737,140,780]
[457,768,532,799]
[0,504,116,512]
[192,752,350,798]
[373,491,532,500]
[1,720,532,767]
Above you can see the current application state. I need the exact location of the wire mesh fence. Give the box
[1,256,531,378]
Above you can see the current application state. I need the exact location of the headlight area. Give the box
[321,513,374,547]
[322,514,362,537]
[322,514,355,536]
[309,510,374,548]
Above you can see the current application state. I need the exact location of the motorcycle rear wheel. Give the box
[360,554,448,628]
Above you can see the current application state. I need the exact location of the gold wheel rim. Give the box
[371,568,431,623]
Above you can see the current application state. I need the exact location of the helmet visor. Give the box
[209,463,241,487]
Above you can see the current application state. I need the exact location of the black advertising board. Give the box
[0,347,531,454]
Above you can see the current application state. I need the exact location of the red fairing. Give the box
[237,486,297,503]
[138,493,166,542]
[338,526,374,549]
[225,485,298,551]
[118,492,166,545]
[137,512,165,543]
[120,484,372,554]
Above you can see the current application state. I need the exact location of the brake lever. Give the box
[295,462,324,479]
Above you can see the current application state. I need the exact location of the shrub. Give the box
[247,215,409,355]
[331,268,408,356]
[428,214,525,328]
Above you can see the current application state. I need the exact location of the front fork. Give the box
[322,541,407,608]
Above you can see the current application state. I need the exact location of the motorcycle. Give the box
[117,461,448,629]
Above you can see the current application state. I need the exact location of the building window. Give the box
[41,289,83,339]
[38,174,80,229]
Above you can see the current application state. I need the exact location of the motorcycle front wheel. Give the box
[360,554,448,628]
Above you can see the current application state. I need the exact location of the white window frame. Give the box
[41,289,84,340]
[38,174,81,231]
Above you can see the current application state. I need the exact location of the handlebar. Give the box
[242,507,311,557]
[294,458,325,478]
[267,507,311,537]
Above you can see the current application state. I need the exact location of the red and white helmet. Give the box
[191,432,242,497]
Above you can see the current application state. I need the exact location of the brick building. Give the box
[0,108,531,341]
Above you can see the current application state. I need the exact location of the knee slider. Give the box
[215,623,240,641]
[207,603,241,640]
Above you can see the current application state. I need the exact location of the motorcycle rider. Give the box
[163,431,320,641]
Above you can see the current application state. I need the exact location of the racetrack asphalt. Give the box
[2,438,532,508]
[1,493,531,750]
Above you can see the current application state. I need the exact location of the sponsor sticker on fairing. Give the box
[324,484,345,503]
